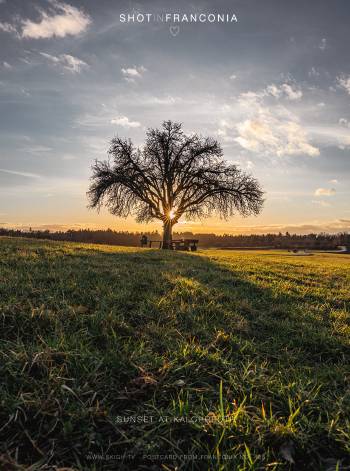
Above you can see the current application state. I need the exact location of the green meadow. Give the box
[0,237,349,470]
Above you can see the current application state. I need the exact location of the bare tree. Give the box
[88,121,264,249]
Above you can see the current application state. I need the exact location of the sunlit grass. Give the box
[0,237,349,470]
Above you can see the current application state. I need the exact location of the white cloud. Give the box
[307,124,350,149]
[0,2,90,39]
[266,83,302,101]
[18,145,52,154]
[338,139,350,150]
[19,57,32,65]
[122,68,141,78]
[21,1,91,39]
[61,54,88,73]
[314,188,336,196]
[149,95,177,105]
[235,119,277,152]
[0,168,40,178]
[308,67,320,78]
[235,118,318,157]
[121,66,147,83]
[337,75,350,95]
[0,21,18,35]
[281,83,303,100]
[40,52,88,74]
[319,38,327,51]
[229,74,237,80]
[111,116,141,128]
[230,92,319,157]
[265,84,281,98]
[2,61,12,70]
[329,179,338,184]
[21,87,30,97]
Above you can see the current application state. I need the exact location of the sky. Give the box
[0,0,349,235]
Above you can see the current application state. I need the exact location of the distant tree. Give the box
[87,121,264,249]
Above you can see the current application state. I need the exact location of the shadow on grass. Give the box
[1,242,349,470]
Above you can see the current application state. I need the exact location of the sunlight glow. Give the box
[169,209,176,220]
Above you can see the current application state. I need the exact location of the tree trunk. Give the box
[162,221,173,249]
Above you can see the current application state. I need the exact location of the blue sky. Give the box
[0,0,349,234]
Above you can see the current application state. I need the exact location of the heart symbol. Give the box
[169,25,180,37]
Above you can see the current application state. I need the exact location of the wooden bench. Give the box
[171,239,199,251]
[149,239,199,251]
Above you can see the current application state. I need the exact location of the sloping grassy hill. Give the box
[0,237,349,470]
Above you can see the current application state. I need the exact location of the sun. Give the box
[169,209,176,220]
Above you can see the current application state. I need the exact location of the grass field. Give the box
[0,237,349,470]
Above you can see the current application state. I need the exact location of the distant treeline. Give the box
[0,227,349,249]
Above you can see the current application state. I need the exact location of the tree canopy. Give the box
[88,121,264,248]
